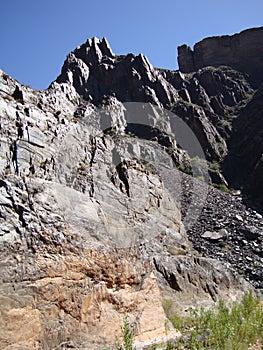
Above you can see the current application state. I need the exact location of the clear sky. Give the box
[1,0,262,90]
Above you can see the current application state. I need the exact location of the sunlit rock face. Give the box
[0,28,262,349]
[54,34,263,208]
[178,27,263,88]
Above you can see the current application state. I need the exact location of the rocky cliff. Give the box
[178,27,263,88]
[54,34,263,211]
[0,30,262,349]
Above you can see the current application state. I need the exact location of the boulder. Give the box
[201,229,228,242]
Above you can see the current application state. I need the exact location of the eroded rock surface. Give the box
[53,35,263,210]
[0,30,262,349]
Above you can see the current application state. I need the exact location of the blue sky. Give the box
[1,0,262,89]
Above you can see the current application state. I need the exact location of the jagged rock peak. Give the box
[54,36,179,106]
[73,36,115,66]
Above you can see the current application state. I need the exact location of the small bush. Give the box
[105,315,134,350]
[212,183,229,192]
[121,315,134,350]
[1,72,9,80]
[209,161,221,172]
[163,299,173,318]
[168,291,262,349]
[177,163,192,175]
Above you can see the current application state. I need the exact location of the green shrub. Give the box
[1,72,8,80]
[169,291,262,350]
[121,315,134,350]
[177,163,192,175]
[106,293,262,349]
[163,299,173,318]
[105,315,134,350]
[212,183,229,192]
[209,161,221,172]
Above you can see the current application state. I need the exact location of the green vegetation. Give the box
[104,127,117,136]
[121,315,134,350]
[177,163,192,175]
[46,293,262,350]
[169,100,198,113]
[1,72,9,80]
[168,100,180,111]
[191,156,209,180]
[209,160,221,172]
[105,315,134,350]
[212,182,230,193]
[164,291,263,349]
[166,146,174,156]
[163,299,174,317]
[72,116,80,123]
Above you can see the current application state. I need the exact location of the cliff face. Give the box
[177,28,263,209]
[178,27,263,88]
[55,37,180,107]
[223,87,263,194]
[54,35,263,210]
[0,30,262,349]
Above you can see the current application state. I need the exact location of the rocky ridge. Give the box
[54,34,263,209]
[0,29,262,349]
[178,26,263,88]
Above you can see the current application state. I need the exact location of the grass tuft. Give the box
[167,291,262,349]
